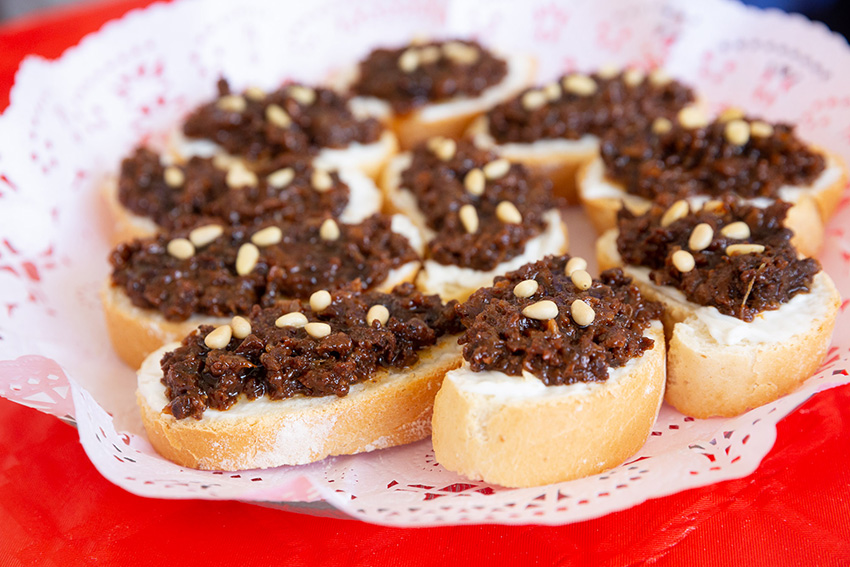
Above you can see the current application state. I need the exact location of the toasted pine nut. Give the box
[226,163,258,189]
[750,120,774,138]
[721,221,751,240]
[652,117,673,135]
[230,316,252,339]
[309,290,332,312]
[726,243,765,256]
[320,218,341,241]
[204,325,232,349]
[521,90,547,111]
[265,104,292,128]
[167,238,195,260]
[217,94,247,113]
[672,249,695,272]
[267,167,295,189]
[678,106,708,129]
[688,223,714,251]
[235,243,260,275]
[724,119,751,146]
[189,224,224,248]
[398,48,420,72]
[522,299,559,321]
[367,304,390,326]
[459,204,479,234]
[565,256,587,275]
[464,168,486,196]
[570,299,595,326]
[251,226,283,247]
[513,279,538,298]
[276,312,308,328]
[305,322,332,339]
[288,85,316,105]
[660,199,689,227]
[163,166,185,188]
[562,74,598,96]
[496,201,522,224]
[311,169,333,192]
[571,269,592,290]
[483,159,511,180]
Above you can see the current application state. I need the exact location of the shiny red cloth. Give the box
[1,2,849,564]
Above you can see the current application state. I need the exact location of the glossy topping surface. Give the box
[486,69,695,143]
[401,139,558,271]
[351,39,508,113]
[457,256,660,385]
[161,283,462,419]
[182,79,383,162]
[616,195,820,321]
[601,116,826,200]
[117,149,349,230]
[110,215,419,321]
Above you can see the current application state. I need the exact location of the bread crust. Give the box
[577,152,847,257]
[596,229,841,417]
[466,116,600,204]
[138,335,463,470]
[101,260,421,369]
[431,323,666,488]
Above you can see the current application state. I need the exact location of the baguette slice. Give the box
[103,214,423,369]
[467,115,599,204]
[335,53,535,150]
[380,152,569,302]
[432,322,666,488]
[578,151,847,258]
[102,163,385,244]
[597,229,841,417]
[138,335,463,471]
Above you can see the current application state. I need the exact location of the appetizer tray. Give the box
[1,0,850,526]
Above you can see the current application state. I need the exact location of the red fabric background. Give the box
[1,1,849,564]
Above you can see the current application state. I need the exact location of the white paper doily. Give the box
[1,0,849,527]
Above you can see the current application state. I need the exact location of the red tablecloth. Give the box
[1,1,849,564]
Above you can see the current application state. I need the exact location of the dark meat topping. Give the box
[458,256,660,385]
[109,215,419,321]
[351,39,508,114]
[601,117,826,201]
[486,69,695,143]
[161,283,462,419]
[616,194,820,321]
[182,79,383,163]
[400,139,559,271]
[117,148,349,230]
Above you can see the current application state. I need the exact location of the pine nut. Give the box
[649,69,671,86]
[267,167,295,189]
[721,221,751,239]
[442,41,479,64]
[623,68,645,86]
[522,299,559,321]
[718,106,745,122]
[750,121,774,138]
[309,289,332,312]
[276,312,308,328]
[459,204,479,234]
[167,238,195,260]
[496,201,522,224]
[226,163,258,189]
[311,169,334,192]
[571,269,592,290]
[398,48,420,72]
[288,85,316,105]
[265,103,292,128]
[521,90,547,111]
[163,165,185,188]
[367,304,390,326]
[244,86,266,101]
[251,226,283,247]
[464,168,486,196]
[512,279,538,298]
[235,242,260,275]
[189,224,224,248]
[305,322,332,339]
[660,199,689,227]
[483,159,511,180]
[726,243,764,256]
[230,316,252,339]
[204,324,232,349]
[724,119,750,146]
[217,94,247,113]
[565,256,587,276]
[672,249,695,272]
[543,82,562,101]
[320,218,341,241]
[418,45,441,64]
[597,64,620,79]
[570,299,595,327]
[702,200,725,213]
[678,106,708,129]
[652,117,673,135]
[688,223,714,251]
[562,74,598,96]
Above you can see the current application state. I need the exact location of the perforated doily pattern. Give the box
[1,0,849,526]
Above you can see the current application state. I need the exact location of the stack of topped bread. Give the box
[101,38,844,488]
